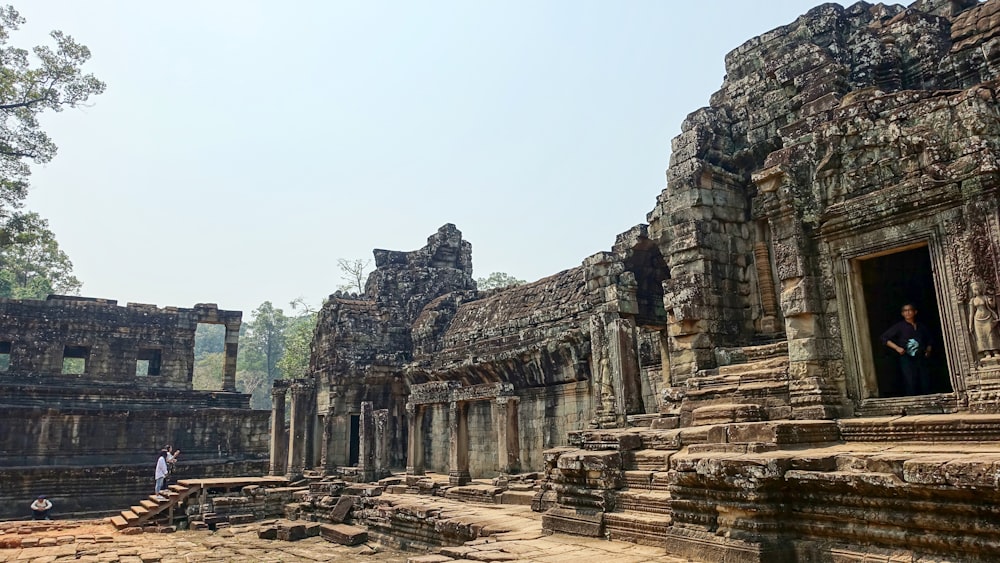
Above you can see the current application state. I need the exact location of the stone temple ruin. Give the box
[268,0,1000,560]
[10,0,1000,561]
[0,296,269,519]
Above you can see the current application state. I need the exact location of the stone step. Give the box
[604,510,671,547]
[121,510,139,523]
[691,403,766,425]
[715,341,788,366]
[623,450,673,472]
[110,515,128,529]
[614,490,672,515]
[717,355,789,376]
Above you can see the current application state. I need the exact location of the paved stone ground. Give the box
[0,521,409,563]
[0,501,688,563]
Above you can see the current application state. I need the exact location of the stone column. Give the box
[222,320,240,392]
[375,409,390,480]
[320,411,333,472]
[493,396,521,475]
[448,401,471,486]
[658,330,672,388]
[268,380,289,475]
[609,315,643,423]
[286,379,313,476]
[358,401,376,482]
[753,221,781,334]
[406,403,425,476]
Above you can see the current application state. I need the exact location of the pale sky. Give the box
[17,0,846,316]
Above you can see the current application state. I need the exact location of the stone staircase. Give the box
[604,448,673,546]
[110,483,200,530]
[671,340,792,427]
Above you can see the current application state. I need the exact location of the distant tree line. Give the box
[193,299,318,409]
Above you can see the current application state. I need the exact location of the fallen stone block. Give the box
[120,527,144,535]
[257,526,278,540]
[276,522,306,541]
[304,522,322,537]
[330,495,357,523]
[320,523,368,546]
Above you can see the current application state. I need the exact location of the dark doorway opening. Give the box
[348,414,360,466]
[859,245,951,397]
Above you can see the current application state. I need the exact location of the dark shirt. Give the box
[880,320,933,352]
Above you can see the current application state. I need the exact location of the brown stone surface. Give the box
[319,523,367,546]
[0,297,268,519]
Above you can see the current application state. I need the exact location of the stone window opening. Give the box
[0,341,10,372]
[854,244,952,398]
[136,348,162,376]
[62,345,89,375]
[192,322,225,390]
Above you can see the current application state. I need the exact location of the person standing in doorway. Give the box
[881,302,934,396]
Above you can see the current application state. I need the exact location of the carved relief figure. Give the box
[968,280,1000,362]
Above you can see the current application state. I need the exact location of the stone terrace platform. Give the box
[0,501,687,562]
[541,413,1000,562]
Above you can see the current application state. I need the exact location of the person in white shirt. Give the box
[30,495,52,520]
[154,451,168,495]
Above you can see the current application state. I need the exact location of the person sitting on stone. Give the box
[30,495,52,520]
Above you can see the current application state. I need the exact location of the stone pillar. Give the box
[406,403,425,476]
[448,401,471,486]
[753,221,781,334]
[286,379,313,476]
[375,409,390,479]
[222,320,240,392]
[358,401,376,482]
[303,394,317,469]
[269,380,289,476]
[320,411,333,472]
[608,315,643,424]
[659,330,672,388]
[493,396,521,475]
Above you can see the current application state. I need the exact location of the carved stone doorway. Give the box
[856,245,952,397]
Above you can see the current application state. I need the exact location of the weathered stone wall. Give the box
[0,294,267,518]
[0,406,269,466]
[0,459,267,520]
[0,296,241,389]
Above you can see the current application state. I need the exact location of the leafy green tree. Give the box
[476,271,526,291]
[192,351,224,391]
[236,301,289,408]
[193,323,225,361]
[277,310,317,380]
[0,211,80,298]
[0,6,104,246]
